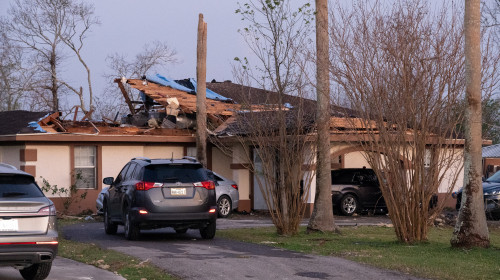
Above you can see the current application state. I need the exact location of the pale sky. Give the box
[0,0,255,105]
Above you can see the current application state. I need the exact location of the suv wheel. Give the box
[339,194,358,216]
[200,220,216,239]
[104,204,117,235]
[124,210,140,240]
[217,196,232,218]
[19,262,52,280]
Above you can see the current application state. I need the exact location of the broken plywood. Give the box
[124,79,238,116]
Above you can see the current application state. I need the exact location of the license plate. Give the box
[171,188,186,196]
[0,219,18,232]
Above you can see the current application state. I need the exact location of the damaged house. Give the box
[0,74,469,214]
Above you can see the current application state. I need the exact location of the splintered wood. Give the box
[125,79,237,116]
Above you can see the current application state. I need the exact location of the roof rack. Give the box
[132,157,151,163]
[0,163,17,170]
[182,156,199,163]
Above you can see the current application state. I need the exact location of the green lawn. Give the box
[218,225,500,280]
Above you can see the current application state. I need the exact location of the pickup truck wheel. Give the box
[124,210,140,240]
[19,262,52,280]
[200,220,216,239]
[104,204,117,235]
[339,194,358,216]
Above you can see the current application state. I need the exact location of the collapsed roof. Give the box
[0,111,60,135]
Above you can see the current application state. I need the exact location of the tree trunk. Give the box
[451,0,489,248]
[196,14,208,167]
[307,0,337,233]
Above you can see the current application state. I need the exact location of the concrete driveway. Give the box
[63,215,423,280]
[0,257,125,280]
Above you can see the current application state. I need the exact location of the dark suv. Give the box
[331,168,386,215]
[102,157,218,240]
[0,163,58,280]
[454,170,500,220]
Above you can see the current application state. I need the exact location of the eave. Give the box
[0,133,195,143]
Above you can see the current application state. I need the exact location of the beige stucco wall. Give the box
[101,146,144,184]
[231,144,250,201]
[101,145,186,189]
[344,152,371,168]
[211,147,233,180]
[438,149,464,193]
[28,145,71,198]
[304,171,316,203]
[143,146,184,159]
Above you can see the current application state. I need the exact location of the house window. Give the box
[74,146,96,189]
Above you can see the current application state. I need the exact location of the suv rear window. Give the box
[0,176,44,198]
[331,170,356,184]
[331,169,378,185]
[143,164,207,183]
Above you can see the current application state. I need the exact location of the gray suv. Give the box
[0,163,58,280]
[102,157,218,240]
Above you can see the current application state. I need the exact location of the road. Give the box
[63,216,423,280]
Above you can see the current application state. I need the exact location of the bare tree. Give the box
[211,0,316,235]
[482,0,500,28]
[0,19,25,111]
[59,2,100,113]
[307,0,337,233]
[100,41,177,119]
[212,82,317,236]
[4,0,98,113]
[330,0,471,243]
[451,0,490,248]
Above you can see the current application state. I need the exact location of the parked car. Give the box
[97,172,239,218]
[101,157,218,240]
[0,163,58,280]
[95,186,108,215]
[212,172,239,218]
[453,170,500,220]
[331,168,386,216]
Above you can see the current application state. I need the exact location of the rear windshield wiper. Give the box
[2,192,27,197]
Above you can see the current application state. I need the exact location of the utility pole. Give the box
[196,14,208,167]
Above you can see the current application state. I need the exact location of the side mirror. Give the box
[103,177,114,185]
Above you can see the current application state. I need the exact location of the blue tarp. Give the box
[146,74,194,93]
[146,74,232,102]
[27,113,50,133]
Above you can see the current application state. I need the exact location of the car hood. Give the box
[455,181,500,195]
[483,181,500,192]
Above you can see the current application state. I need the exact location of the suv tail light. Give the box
[193,181,215,190]
[38,204,56,216]
[231,184,238,190]
[136,182,162,191]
